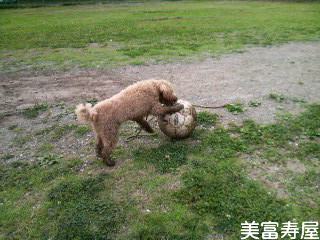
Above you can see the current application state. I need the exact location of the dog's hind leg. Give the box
[134,117,155,133]
[101,148,116,166]
[100,125,120,167]
[95,136,103,158]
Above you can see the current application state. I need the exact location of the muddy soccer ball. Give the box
[158,100,197,139]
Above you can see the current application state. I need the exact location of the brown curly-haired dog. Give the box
[75,79,183,166]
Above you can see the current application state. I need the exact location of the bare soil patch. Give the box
[1,42,319,164]
[1,42,319,125]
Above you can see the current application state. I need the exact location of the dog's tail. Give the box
[75,103,97,123]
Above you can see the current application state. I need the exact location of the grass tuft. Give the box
[86,98,98,105]
[36,154,62,167]
[8,124,18,130]
[36,124,78,139]
[12,135,33,147]
[22,104,49,118]
[75,125,92,136]
[291,97,307,103]
[1,154,15,161]
[249,101,262,107]
[197,111,219,126]
[269,93,286,102]
[226,102,245,114]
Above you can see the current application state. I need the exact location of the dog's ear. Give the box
[159,81,178,106]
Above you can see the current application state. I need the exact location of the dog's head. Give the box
[158,80,178,106]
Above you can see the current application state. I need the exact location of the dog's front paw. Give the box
[174,103,184,112]
[165,103,184,114]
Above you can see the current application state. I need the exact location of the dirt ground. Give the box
[1,42,320,126]
[1,42,319,239]
[0,41,320,166]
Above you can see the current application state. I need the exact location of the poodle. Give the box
[75,79,183,166]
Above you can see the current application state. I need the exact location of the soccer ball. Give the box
[158,100,197,139]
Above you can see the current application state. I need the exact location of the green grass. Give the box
[12,134,33,147]
[226,102,246,114]
[291,97,307,103]
[35,123,78,139]
[1,154,15,161]
[22,104,49,118]
[177,156,292,235]
[134,141,195,173]
[131,205,208,239]
[0,159,125,239]
[130,104,320,239]
[46,175,125,240]
[36,154,62,167]
[8,124,18,130]
[1,1,320,71]
[197,111,220,126]
[86,98,98,105]
[1,1,320,237]
[269,93,287,102]
[1,104,319,239]
[293,142,320,166]
[249,101,262,107]
[37,142,55,153]
[286,168,320,219]
[74,125,92,136]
